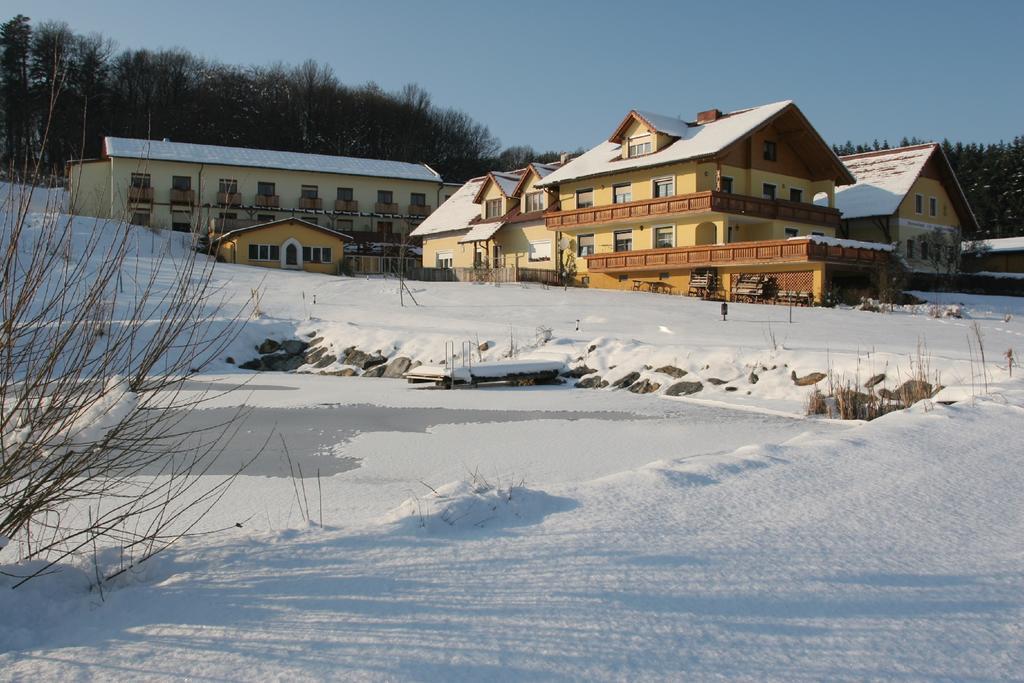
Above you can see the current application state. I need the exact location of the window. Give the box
[377,221,394,235]
[528,239,552,262]
[654,226,674,248]
[525,191,544,212]
[614,230,632,252]
[659,272,670,280]
[337,187,353,201]
[257,182,276,197]
[301,246,332,264]
[219,178,238,194]
[577,234,595,257]
[920,241,930,260]
[627,136,652,157]
[377,190,394,204]
[301,185,318,199]
[906,239,915,258]
[762,183,777,200]
[485,198,503,219]
[653,177,674,198]
[172,175,191,190]
[131,210,150,225]
[247,244,280,262]
[915,193,923,214]
[257,214,275,222]
[784,227,799,238]
[336,219,354,233]
[618,274,629,282]
[130,173,150,188]
[721,176,734,193]
[410,192,427,206]
[576,188,594,209]
[613,183,632,204]
[811,231,825,236]
[763,140,777,161]
[435,250,454,269]
[929,196,937,216]
[218,212,237,220]
[789,188,803,203]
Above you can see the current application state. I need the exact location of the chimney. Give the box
[559,152,570,165]
[696,108,722,125]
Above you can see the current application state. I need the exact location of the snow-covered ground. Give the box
[2,192,1023,679]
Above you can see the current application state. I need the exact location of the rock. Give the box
[791,371,827,386]
[643,364,653,370]
[611,371,641,389]
[225,357,235,365]
[587,344,597,354]
[725,386,738,392]
[655,365,687,378]
[320,368,356,377]
[306,331,318,338]
[281,339,309,355]
[343,348,370,367]
[707,377,727,386]
[304,347,326,365]
[748,371,759,384]
[258,339,280,354]
[382,357,413,378]
[239,359,262,370]
[563,365,595,379]
[478,341,490,352]
[665,381,703,396]
[628,379,661,394]
[313,354,337,369]
[364,354,388,370]
[865,373,886,389]
[362,365,387,378]
[308,336,324,347]
[264,354,304,371]
[895,379,936,399]
[576,375,608,389]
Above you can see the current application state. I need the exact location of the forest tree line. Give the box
[1,15,1021,237]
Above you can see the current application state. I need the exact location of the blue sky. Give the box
[18,0,1024,153]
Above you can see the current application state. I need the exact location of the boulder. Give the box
[281,339,309,355]
[321,368,357,377]
[628,379,661,394]
[264,354,304,372]
[382,357,413,378]
[313,354,337,369]
[225,357,235,365]
[308,336,324,347]
[611,372,641,389]
[791,371,827,386]
[725,386,738,392]
[587,344,597,354]
[257,339,280,354]
[478,341,490,352]
[654,365,687,378]
[707,377,727,386]
[748,371,759,384]
[304,347,326,365]
[865,373,886,389]
[362,365,387,378]
[665,381,703,396]
[239,358,263,371]
[576,375,608,389]
[306,331,318,338]
[563,365,596,379]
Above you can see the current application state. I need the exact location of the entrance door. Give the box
[286,243,298,266]
[493,244,503,267]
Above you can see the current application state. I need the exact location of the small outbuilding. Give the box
[212,218,351,274]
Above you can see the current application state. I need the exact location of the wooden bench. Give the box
[731,273,768,302]
[688,271,716,298]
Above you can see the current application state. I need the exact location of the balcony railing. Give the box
[169,188,195,205]
[335,199,359,212]
[299,196,323,210]
[254,194,279,208]
[546,190,841,230]
[127,186,153,203]
[208,217,260,233]
[217,191,243,206]
[375,202,399,214]
[585,238,888,273]
[407,204,432,217]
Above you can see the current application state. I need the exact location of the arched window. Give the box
[286,243,298,265]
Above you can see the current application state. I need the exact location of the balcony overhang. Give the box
[545,190,841,231]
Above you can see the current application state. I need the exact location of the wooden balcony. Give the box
[585,238,889,274]
[217,191,242,206]
[546,190,841,231]
[375,202,400,214]
[169,188,195,205]
[407,204,432,217]
[334,199,359,212]
[299,196,323,210]
[254,194,279,208]
[127,186,153,203]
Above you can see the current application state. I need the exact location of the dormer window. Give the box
[763,140,777,161]
[628,135,652,158]
[485,198,502,219]
[525,191,544,212]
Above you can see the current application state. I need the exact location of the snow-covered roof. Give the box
[458,221,504,243]
[409,178,485,238]
[831,145,935,219]
[104,137,442,183]
[974,236,1024,253]
[793,235,895,252]
[537,101,793,187]
[491,171,521,197]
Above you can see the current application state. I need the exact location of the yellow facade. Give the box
[215,219,348,275]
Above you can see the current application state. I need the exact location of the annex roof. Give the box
[103,137,442,183]
[458,221,504,243]
[212,217,352,242]
[973,236,1024,253]
[409,177,486,238]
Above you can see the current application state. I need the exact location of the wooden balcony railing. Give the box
[217,191,243,206]
[407,204,432,217]
[169,188,195,205]
[585,238,889,273]
[127,186,153,203]
[254,194,279,208]
[375,202,400,214]
[335,199,359,212]
[546,190,841,230]
[299,196,323,210]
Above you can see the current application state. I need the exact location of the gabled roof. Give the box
[104,137,442,183]
[834,144,978,231]
[609,110,691,142]
[409,177,486,237]
[472,170,524,203]
[538,101,853,187]
[212,217,352,242]
[510,162,559,197]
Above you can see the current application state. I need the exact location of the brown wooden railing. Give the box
[299,196,323,210]
[585,238,888,273]
[546,190,841,230]
[217,191,243,206]
[407,204,432,217]
[375,202,400,214]
[127,186,153,202]
[255,194,280,208]
[335,199,359,212]
[169,188,194,205]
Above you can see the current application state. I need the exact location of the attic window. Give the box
[628,135,652,157]
[763,140,777,161]
[485,198,502,218]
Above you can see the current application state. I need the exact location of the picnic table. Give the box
[633,280,673,294]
